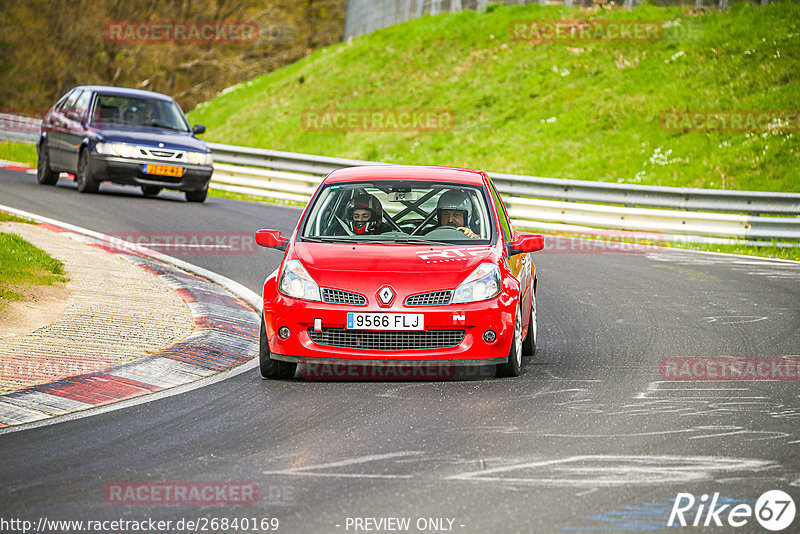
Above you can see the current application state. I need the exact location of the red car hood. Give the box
[291,242,498,293]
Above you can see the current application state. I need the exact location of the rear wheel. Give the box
[522,281,537,356]
[141,186,162,197]
[259,312,296,379]
[185,187,207,203]
[76,149,99,193]
[36,141,59,185]
[496,304,523,377]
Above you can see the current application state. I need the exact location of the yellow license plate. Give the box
[143,164,183,177]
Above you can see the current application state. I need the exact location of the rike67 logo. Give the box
[669,490,795,531]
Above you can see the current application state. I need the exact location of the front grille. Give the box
[321,288,366,305]
[405,290,452,307]
[137,147,185,161]
[308,328,465,351]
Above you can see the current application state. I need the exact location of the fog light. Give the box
[278,327,290,339]
[483,330,497,343]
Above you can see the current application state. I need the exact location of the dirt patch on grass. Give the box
[0,281,70,340]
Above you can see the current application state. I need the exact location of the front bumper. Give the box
[89,154,213,192]
[262,278,517,366]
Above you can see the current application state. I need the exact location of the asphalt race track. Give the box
[1,168,799,533]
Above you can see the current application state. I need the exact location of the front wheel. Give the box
[185,187,208,203]
[259,313,296,379]
[76,149,99,193]
[496,304,523,377]
[37,141,59,185]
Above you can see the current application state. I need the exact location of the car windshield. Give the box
[89,94,190,131]
[301,180,494,244]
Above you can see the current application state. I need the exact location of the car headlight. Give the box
[185,151,213,165]
[451,263,501,303]
[95,142,140,159]
[279,260,321,301]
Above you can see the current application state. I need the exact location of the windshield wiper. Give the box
[387,238,450,246]
[301,236,349,242]
[148,121,182,131]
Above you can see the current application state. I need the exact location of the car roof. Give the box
[71,86,175,102]
[324,165,486,185]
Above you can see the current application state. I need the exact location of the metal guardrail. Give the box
[0,114,40,143]
[2,120,798,242]
[207,142,800,242]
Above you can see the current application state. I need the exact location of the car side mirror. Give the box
[256,229,288,251]
[192,124,206,135]
[507,233,544,256]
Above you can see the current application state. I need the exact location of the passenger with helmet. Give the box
[347,193,385,235]
[434,189,479,238]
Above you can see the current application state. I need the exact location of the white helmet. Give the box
[437,189,472,225]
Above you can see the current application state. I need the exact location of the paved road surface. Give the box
[1,168,798,533]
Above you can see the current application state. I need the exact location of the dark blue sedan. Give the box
[37,85,213,202]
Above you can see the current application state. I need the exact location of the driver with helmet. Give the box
[347,193,385,235]
[435,189,479,238]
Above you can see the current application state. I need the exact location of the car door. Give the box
[488,178,533,312]
[49,89,81,169]
[61,90,91,172]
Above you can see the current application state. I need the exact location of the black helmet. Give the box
[347,193,382,234]
[437,189,472,226]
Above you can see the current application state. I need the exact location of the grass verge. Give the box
[0,211,34,224]
[188,1,800,192]
[0,141,37,167]
[0,232,69,314]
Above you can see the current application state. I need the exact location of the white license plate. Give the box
[346,312,424,331]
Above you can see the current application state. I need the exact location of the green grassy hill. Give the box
[188,1,800,192]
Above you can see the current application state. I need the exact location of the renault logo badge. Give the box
[378,286,394,306]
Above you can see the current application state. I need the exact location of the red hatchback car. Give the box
[256,165,544,379]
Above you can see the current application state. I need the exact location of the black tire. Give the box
[259,312,296,379]
[141,186,162,197]
[496,304,523,377]
[76,148,99,193]
[36,141,59,185]
[185,187,208,203]
[522,281,537,356]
